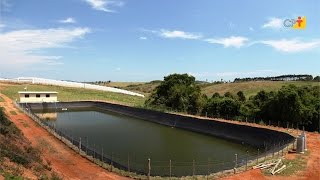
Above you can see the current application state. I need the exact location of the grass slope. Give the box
[201,81,319,98]
[1,83,145,107]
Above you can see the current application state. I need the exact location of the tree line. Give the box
[234,74,318,82]
[146,74,320,132]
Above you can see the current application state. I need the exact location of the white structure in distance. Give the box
[1,77,145,97]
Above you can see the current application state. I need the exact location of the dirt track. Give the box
[0,93,130,180]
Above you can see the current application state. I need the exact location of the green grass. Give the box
[262,151,309,176]
[1,83,145,107]
[277,151,308,176]
[10,111,17,115]
[2,81,318,107]
[122,81,161,96]
[0,96,3,102]
[201,81,320,98]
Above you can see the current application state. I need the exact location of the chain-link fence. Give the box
[15,102,296,179]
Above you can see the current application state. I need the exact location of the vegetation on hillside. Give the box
[146,74,320,132]
[0,107,60,179]
[234,74,316,82]
[201,81,319,97]
[122,81,162,95]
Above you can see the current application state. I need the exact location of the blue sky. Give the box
[0,0,319,82]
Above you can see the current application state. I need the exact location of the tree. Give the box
[211,92,220,98]
[224,92,234,99]
[146,73,204,114]
[237,91,246,102]
[313,76,320,82]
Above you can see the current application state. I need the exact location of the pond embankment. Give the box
[24,101,294,149]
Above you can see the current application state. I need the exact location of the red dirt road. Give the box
[0,93,131,180]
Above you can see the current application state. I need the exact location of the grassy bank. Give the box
[0,107,60,179]
[1,83,145,107]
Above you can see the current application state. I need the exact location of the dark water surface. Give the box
[34,107,257,176]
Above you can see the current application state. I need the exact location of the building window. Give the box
[46,94,50,98]
[25,94,29,98]
[36,94,40,98]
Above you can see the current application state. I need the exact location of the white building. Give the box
[18,91,58,103]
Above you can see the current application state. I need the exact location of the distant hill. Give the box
[201,81,319,98]
[99,80,319,98]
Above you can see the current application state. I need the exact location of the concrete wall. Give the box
[24,101,294,149]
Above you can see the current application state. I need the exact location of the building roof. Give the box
[18,91,58,94]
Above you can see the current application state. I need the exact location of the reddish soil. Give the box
[0,93,131,180]
[221,132,320,180]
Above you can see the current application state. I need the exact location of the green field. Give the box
[1,84,145,107]
[200,81,319,98]
[107,80,319,98]
[1,81,318,107]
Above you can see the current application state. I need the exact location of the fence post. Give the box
[292,139,295,150]
[207,158,209,179]
[193,160,195,177]
[127,153,130,172]
[264,147,267,161]
[79,137,81,153]
[278,142,281,157]
[93,144,96,159]
[147,158,151,180]
[257,149,259,164]
[169,159,172,180]
[111,152,113,172]
[86,137,88,154]
[282,140,284,156]
[273,144,275,158]
[234,154,237,174]
[101,147,104,163]
[245,151,248,170]
[287,121,289,129]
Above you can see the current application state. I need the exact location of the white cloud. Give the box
[205,36,248,48]
[262,18,283,29]
[260,39,320,53]
[159,29,202,40]
[84,0,124,12]
[59,17,76,24]
[249,27,254,31]
[0,27,90,67]
[139,36,147,40]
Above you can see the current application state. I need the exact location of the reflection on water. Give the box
[36,112,57,121]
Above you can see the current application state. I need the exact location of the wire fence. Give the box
[14,102,296,179]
